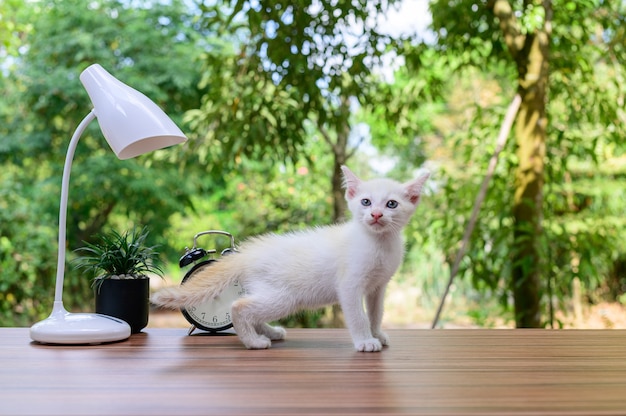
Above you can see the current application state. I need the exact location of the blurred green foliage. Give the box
[1,0,625,329]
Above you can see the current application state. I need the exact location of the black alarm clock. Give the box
[178,230,246,335]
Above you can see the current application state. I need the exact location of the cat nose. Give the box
[371,211,383,220]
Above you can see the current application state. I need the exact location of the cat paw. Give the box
[373,330,390,346]
[242,335,272,350]
[258,324,286,341]
[266,326,287,341]
[354,338,383,352]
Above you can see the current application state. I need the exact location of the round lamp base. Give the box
[30,302,131,345]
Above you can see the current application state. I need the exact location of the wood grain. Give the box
[2,328,626,415]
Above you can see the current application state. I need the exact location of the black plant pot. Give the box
[95,277,150,333]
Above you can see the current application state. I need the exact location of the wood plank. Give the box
[1,328,626,415]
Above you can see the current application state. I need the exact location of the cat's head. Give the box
[342,166,429,235]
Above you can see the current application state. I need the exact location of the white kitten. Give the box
[151,166,429,352]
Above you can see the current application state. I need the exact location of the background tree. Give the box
[188,0,405,221]
[396,0,626,326]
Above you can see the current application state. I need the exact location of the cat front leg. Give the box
[339,287,383,352]
[366,286,389,347]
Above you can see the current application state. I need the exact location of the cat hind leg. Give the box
[231,298,278,349]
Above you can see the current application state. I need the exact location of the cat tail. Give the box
[150,258,242,310]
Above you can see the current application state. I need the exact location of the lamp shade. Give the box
[80,64,187,159]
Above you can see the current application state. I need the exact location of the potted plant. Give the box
[74,227,163,333]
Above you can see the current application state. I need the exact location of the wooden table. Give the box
[2,328,626,415]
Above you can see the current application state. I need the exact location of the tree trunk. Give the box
[319,98,351,224]
[493,0,552,327]
[511,10,550,328]
[512,89,545,327]
[318,98,352,328]
[331,159,347,222]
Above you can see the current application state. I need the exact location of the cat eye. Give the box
[361,198,371,207]
[386,200,399,209]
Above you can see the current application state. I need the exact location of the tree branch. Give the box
[431,93,522,328]
[317,123,333,146]
[345,134,365,160]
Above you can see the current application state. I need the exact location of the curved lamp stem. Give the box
[53,110,95,303]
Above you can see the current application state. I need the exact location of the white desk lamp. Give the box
[30,64,187,344]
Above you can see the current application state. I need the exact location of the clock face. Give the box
[180,260,247,332]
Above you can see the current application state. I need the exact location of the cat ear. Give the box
[341,165,361,200]
[404,171,430,205]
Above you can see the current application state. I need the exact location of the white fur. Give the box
[151,166,429,352]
